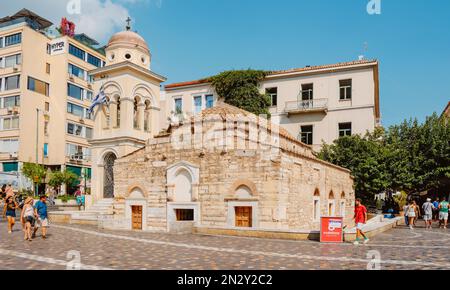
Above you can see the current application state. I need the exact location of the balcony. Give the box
[284,98,328,115]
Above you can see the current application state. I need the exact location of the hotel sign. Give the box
[49,38,67,55]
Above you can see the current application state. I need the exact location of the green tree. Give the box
[318,130,390,204]
[48,170,79,195]
[318,113,450,202]
[209,70,271,117]
[21,163,46,194]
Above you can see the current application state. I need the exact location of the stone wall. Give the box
[112,131,354,232]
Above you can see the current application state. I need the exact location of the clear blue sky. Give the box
[124,0,450,127]
[7,0,449,127]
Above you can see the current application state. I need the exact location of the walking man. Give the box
[33,195,49,239]
[422,198,434,229]
[353,198,369,245]
[433,198,440,221]
[438,198,449,229]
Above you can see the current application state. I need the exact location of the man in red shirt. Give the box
[354,198,369,245]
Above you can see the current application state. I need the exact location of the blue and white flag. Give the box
[88,88,108,114]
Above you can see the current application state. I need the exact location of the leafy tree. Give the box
[318,113,450,202]
[48,170,79,195]
[318,130,390,204]
[21,163,46,193]
[209,70,271,117]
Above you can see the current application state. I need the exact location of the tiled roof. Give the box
[164,59,378,89]
[268,59,378,76]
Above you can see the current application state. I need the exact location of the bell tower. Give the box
[88,20,167,204]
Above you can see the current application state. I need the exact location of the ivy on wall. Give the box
[208,69,271,117]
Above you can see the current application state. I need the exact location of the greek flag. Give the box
[88,89,108,114]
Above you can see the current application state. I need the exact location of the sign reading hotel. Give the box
[49,38,67,55]
[320,217,344,243]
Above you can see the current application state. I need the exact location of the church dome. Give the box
[107,30,149,53]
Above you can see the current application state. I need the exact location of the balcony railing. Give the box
[284,98,328,114]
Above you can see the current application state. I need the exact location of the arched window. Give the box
[328,190,335,216]
[313,188,320,221]
[173,169,193,202]
[340,191,346,217]
[103,152,117,198]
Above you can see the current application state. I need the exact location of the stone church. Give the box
[88,28,355,236]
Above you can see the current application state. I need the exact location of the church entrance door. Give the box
[235,206,252,228]
[131,205,143,230]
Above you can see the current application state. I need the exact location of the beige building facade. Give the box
[0,9,106,192]
[165,60,380,151]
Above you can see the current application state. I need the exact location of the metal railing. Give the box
[285,98,328,113]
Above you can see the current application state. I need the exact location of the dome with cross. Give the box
[105,17,151,69]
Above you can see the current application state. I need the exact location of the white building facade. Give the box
[164,60,380,151]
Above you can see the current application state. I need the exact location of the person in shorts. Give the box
[438,198,449,229]
[33,195,49,239]
[20,197,36,241]
[353,198,369,245]
[2,195,18,234]
[422,198,434,229]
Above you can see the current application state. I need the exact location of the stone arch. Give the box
[126,185,148,199]
[132,84,157,106]
[235,185,253,199]
[96,148,119,166]
[102,81,123,98]
[167,161,200,202]
[229,179,258,197]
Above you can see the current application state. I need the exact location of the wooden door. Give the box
[235,207,252,227]
[131,206,142,230]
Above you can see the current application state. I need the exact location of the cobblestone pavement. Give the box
[1,219,450,270]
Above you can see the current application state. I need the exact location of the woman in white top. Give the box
[407,201,417,230]
[20,197,35,241]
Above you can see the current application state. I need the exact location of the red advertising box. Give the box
[320,217,344,243]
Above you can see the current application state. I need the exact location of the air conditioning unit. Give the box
[12,64,18,72]
[12,106,19,114]
[79,118,85,124]
[87,84,92,89]
[69,73,75,80]
[10,152,18,159]
[7,107,13,114]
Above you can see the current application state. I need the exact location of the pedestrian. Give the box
[438,198,449,229]
[353,198,369,245]
[403,203,410,226]
[422,198,434,229]
[20,197,35,241]
[407,200,417,230]
[2,195,19,234]
[433,198,440,221]
[33,195,49,239]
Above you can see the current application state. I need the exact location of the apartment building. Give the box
[164,60,380,151]
[0,9,106,193]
